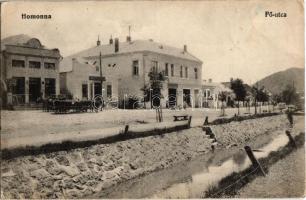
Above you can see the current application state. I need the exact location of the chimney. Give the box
[109,35,113,45]
[208,78,212,83]
[114,38,119,53]
[97,35,101,46]
[183,45,187,52]
[126,25,132,42]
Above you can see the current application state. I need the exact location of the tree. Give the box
[251,86,269,114]
[141,68,166,108]
[230,78,247,115]
[251,86,259,114]
[218,91,227,116]
[245,93,252,114]
[257,87,269,113]
[271,93,282,111]
[281,84,300,105]
[272,93,282,104]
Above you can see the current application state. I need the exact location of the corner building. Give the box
[1,34,61,107]
[60,37,203,108]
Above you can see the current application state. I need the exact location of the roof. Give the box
[203,82,232,93]
[1,34,32,50]
[202,81,220,87]
[60,39,202,72]
[1,34,61,58]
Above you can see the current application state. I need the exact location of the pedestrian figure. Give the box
[286,109,293,128]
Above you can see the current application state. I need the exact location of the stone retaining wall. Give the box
[1,115,288,198]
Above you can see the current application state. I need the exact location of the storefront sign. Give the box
[89,76,106,81]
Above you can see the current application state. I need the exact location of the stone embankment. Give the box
[1,115,289,198]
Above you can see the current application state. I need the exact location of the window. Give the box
[96,66,99,72]
[107,85,112,98]
[180,66,183,77]
[165,63,169,76]
[82,84,88,99]
[151,61,158,73]
[29,61,41,69]
[12,60,25,68]
[171,64,174,76]
[194,68,198,79]
[185,67,188,78]
[133,60,139,76]
[44,62,55,70]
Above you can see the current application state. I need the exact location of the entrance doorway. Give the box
[45,78,56,98]
[151,88,161,108]
[168,88,177,107]
[12,77,25,104]
[29,78,41,103]
[183,89,191,107]
[194,89,199,108]
[94,82,102,97]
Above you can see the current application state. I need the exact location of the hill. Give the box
[255,68,304,95]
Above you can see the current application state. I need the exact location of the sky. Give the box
[2,0,304,83]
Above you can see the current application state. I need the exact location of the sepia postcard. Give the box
[0,0,305,199]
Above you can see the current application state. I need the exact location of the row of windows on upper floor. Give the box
[93,60,199,80]
[11,59,56,70]
[131,60,199,79]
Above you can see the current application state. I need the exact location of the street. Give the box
[1,106,271,148]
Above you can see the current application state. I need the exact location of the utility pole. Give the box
[99,51,103,110]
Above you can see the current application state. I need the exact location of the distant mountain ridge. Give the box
[255,68,304,95]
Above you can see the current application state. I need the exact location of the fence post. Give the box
[155,108,158,122]
[244,146,266,176]
[285,130,297,148]
[188,116,192,128]
[160,107,163,122]
[203,116,209,125]
[124,125,129,134]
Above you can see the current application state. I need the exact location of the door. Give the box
[29,78,41,103]
[183,89,191,107]
[12,77,25,104]
[168,88,177,107]
[107,85,112,98]
[82,84,88,99]
[194,89,199,108]
[94,82,102,97]
[45,78,56,98]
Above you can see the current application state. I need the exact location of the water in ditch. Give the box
[92,132,290,198]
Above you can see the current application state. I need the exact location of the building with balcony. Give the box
[60,36,203,108]
[1,34,62,107]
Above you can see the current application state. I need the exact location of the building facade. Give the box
[1,34,61,107]
[202,79,234,109]
[60,37,203,108]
